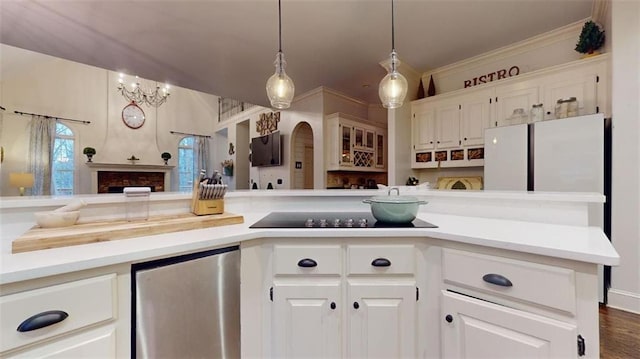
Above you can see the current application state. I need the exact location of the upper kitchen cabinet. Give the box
[411,89,491,169]
[325,113,387,172]
[494,82,540,127]
[411,54,609,169]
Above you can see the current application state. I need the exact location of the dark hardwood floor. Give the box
[600,304,640,358]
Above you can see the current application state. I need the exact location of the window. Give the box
[52,123,74,195]
[178,137,196,192]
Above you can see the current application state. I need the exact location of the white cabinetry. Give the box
[412,90,490,168]
[325,113,387,172]
[0,274,117,357]
[441,291,577,358]
[440,248,589,358]
[412,55,609,169]
[269,242,418,358]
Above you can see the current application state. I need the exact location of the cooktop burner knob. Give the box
[333,218,341,227]
[345,218,354,227]
[358,218,368,227]
[305,218,315,227]
[319,219,328,227]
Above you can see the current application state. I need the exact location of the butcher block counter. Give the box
[0,190,618,358]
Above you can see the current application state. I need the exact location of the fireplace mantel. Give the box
[86,162,175,171]
[86,162,174,193]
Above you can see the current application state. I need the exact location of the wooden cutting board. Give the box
[12,212,244,254]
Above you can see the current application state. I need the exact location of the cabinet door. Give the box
[441,291,577,359]
[375,132,385,168]
[348,282,416,358]
[341,124,353,166]
[542,74,597,117]
[412,107,436,151]
[461,90,492,146]
[435,102,461,149]
[495,83,540,127]
[272,283,341,358]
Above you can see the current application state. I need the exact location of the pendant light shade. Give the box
[266,0,295,109]
[379,0,408,109]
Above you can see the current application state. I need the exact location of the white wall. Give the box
[0,44,218,195]
[609,0,640,314]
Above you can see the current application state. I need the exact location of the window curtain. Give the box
[195,136,210,175]
[28,116,55,195]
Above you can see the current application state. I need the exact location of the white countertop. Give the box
[0,190,617,285]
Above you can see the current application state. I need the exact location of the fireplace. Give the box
[87,163,174,194]
[98,171,164,193]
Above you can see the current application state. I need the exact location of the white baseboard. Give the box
[607,288,640,314]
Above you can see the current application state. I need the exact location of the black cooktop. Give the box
[249,212,438,229]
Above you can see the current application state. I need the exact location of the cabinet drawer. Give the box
[442,249,575,313]
[347,245,415,275]
[0,274,117,353]
[273,245,342,275]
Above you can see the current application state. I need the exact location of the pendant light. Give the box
[266,0,295,109]
[378,0,408,109]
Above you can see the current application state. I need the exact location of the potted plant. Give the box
[82,147,96,162]
[575,20,605,57]
[161,152,172,165]
[221,159,233,176]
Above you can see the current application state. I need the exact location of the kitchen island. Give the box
[0,190,619,358]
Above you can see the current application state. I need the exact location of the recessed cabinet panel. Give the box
[461,90,492,146]
[442,249,576,314]
[412,108,436,151]
[0,274,116,353]
[272,284,341,358]
[542,75,597,117]
[348,282,416,359]
[495,83,540,127]
[273,245,342,275]
[441,291,576,359]
[435,103,461,149]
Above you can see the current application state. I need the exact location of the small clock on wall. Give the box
[122,101,145,129]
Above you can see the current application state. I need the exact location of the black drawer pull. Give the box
[297,258,318,268]
[445,314,453,323]
[371,258,391,267]
[17,310,69,332]
[353,302,359,309]
[482,273,513,287]
[330,302,336,310]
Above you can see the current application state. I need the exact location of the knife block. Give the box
[192,199,224,216]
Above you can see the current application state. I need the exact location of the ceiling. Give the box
[0,0,593,107]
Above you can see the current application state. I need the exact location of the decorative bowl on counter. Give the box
[363,188,428,223]
[34,211,80,228]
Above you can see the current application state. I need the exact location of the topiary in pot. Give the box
[575,20,605,56]
[83,147,96,162]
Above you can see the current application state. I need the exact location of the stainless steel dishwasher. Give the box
[132,246,240,358]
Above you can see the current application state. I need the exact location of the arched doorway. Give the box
[290,122,314,189]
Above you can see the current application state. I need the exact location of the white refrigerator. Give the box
[484,113,610,300]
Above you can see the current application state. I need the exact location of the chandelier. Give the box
[379,0,408,109]
[118,73,170,107]
[265,0,295,109]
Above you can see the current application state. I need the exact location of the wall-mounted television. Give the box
[251,131,282,167]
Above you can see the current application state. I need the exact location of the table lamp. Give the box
[9,173,35,196]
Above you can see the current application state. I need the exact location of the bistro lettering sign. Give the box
[464,65,520,88]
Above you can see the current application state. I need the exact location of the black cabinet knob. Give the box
[371,258,391,267]
[330,302,336,310]
[297,258,318,268]
[445,314,453,323]
[464,137,468,141]
[353,302,360,309]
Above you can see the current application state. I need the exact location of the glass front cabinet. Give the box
[325,113,387,172]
